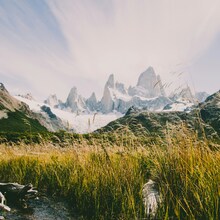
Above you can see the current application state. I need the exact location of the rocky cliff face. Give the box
[100,74,116,113]
[65,87,87,112]
[0,82,23,111]
[0,83,47,132]
[44,94,60,107]
[100,67,171,113]
[0,83,66,132]
[86,92,98,111]
[129,66,163,98]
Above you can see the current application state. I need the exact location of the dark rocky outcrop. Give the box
[0,183,38,209]
[41,105,57,119]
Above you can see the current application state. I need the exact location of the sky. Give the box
[0,0,220,101]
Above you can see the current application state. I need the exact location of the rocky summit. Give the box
[129,66,165,98]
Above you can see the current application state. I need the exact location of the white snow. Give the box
[52,108,122,133]
[15,96,42,112]
[14,96,122,133]
[109,88,131,102]
[133,95,158,101]
[163,100,193,112]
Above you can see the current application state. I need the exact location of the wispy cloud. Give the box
[0,0,220,99]
[0,1,75,99]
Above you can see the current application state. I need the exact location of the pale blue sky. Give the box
[0,0,220,100]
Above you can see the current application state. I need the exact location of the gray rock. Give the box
[44,94,60,107]
[86,92,98,111]
[66,87,87,113]
[143,179,161,218]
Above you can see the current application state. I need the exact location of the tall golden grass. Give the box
[0,127,219,219]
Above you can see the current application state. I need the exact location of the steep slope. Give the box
[0,83,47,132]
[14,96,67,132]
[15,95,122,133]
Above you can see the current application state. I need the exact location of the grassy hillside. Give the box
[0,110,47,132]
[0,128,219,220]
[0,83,47,133]
[98,91,220,142]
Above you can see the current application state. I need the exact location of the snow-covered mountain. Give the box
[128,66,165,98]
[3,66,209,133]
[100,67,170,113]
[15,95,122,133]
[0,82,66,132]
[43,66,208,114]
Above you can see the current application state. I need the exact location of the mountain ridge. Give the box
[44,67,207,114]
[0,83,66,132]
[96,90,220,141]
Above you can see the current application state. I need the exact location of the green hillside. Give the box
[0,110,47,132]
[98,91,220,142]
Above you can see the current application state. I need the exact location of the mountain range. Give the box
[0,66,212,134]
[44,67,209,114]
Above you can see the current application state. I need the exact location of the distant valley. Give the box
[0,66,213,134]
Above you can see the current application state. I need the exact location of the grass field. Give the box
[0,128,219,219]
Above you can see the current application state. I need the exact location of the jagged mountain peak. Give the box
[44,94,59,107]
[86,92,98,112]
[128,66,163,98]
[66,86,78,101]
[68,86,78,96]
[88,92,97,101]
[115,82,127,94]
[66,86,78,106]
[105,74,115,88]
[42,66,210,114]
[66,86,87,112]
[137,66,156,87]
